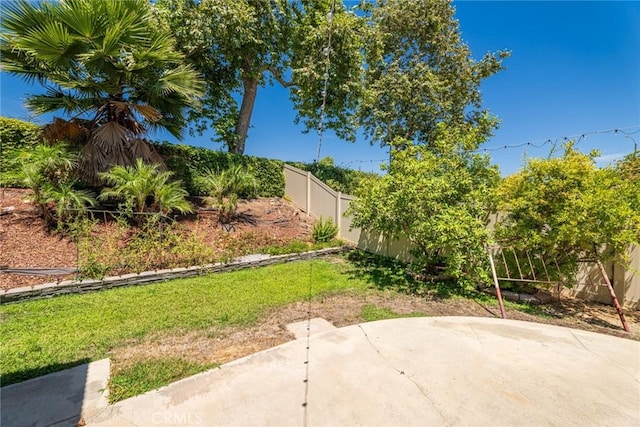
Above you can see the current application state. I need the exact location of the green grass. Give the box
[1,250,555,399]
[262,238,344,255]
[0,259,369,386]
[360,304,428,322]
[109,358,218,403]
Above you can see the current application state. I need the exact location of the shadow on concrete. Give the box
[2,359,90,387]
[1,358,109,427]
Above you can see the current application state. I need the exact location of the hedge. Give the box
[1,118,298,198]
[0,117,44,186]
[154,142,285,197]
[0,117,43,151]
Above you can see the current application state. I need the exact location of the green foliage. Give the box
[73,216,216,279]
[348,129,499,283]
[109,358,217,403]
[154,0,364,154]
[156,142,284,197]
[9,143,96,226]
[0,117,44,186]
[287,156,381,194]
[99,159,193,217]
[195,164,257,223]
[263,240,312,255]
[1,259,369,385]
[0,117,42,152]
[495,145,640,276]
[46,181,97,225]
[312,216,339,243]
[1,0,204,183]
[617,153,640,181]
[359,0,509,148]
[197,164,258,200]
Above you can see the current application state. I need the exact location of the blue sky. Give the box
[1,1,638,176]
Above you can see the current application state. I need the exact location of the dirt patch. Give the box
[110,289,639,375]
[0,188,314,290]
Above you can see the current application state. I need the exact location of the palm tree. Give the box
[195,163,257,223]
[0,0,204,183]
[12,143,96,225]
[44,181,97,224]
[99,159,193,217]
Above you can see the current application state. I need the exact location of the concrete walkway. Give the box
[87,317,639,426]
[3,317,639,426]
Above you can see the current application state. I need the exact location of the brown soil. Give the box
[0,188,313,290]
[112,287,640,375]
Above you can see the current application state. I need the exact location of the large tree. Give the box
[360,0,509,148]
[155,0,364,154]
[348,125,500,282]
[0,0,204,183]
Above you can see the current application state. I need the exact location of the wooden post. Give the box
[306,171,311,217]
[336,191,341,238]
[597,259,630,332]
[488,250,507,319]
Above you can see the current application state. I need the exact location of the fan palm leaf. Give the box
[1,0,204,183]
[99,159,191,216]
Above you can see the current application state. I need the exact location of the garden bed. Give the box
[0,188,316,290]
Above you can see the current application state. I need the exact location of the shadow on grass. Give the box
[344,250,476,299]
[344,250,553,319]
[2,358,91,387]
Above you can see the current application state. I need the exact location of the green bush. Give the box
[155,142,284,197]
[9,143,96,227]
[312,216,339,243]
[0,117,44,186]
[0,117,42,151]
[196,164,257,223]
[0,119,286,198]
[98,159,193,219]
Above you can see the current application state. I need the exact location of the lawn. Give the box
[0,258,369,388]
[2,252,637,402]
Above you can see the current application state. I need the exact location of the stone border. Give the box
[1,247,347,304]
[480,286,555,305]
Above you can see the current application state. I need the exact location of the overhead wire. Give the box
[315,0,337,163]
[475,125,640,154]
[330,126,639,171]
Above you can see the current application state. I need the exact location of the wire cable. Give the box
[315,0,337,163]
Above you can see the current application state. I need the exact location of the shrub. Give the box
[312,216,339,243]
[99,159,193,219]
[155,142,284,197]
[195,164,257,223]
[0,117,43,151]
[73,217,217,278]
[348,134,499,283]
[9,143,96,227]
[0,117,45,186]
[495,144,640,279]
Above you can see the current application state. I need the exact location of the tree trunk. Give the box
[231,77,259,155]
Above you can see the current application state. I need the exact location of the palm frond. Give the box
[2,0,203,182]
[43,117,89,143]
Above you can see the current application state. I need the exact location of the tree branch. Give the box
[268,68,296,88]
